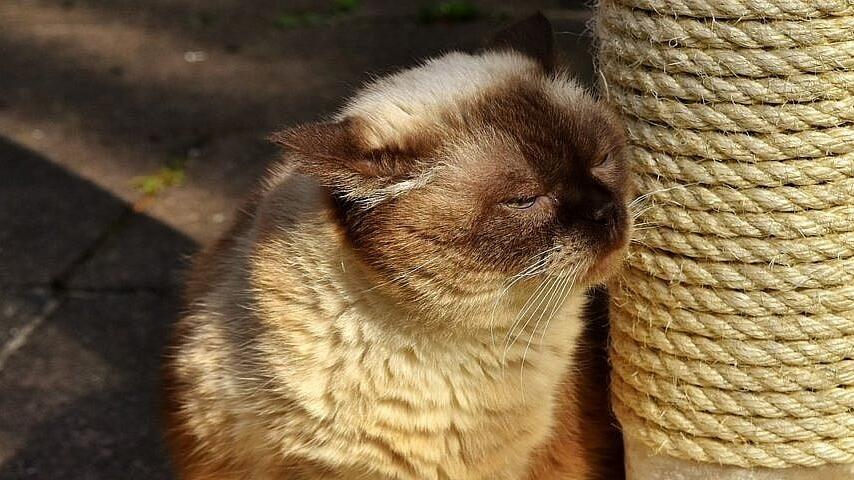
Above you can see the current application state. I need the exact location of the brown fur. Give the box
[270,81,627,308]
[525,288,624,480]
[164,14,627,480]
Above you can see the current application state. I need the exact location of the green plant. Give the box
[273,0,361,29]
[132,161,186,196]
[418,1,480,24]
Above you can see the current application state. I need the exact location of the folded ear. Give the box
[486,12,554,72]
[270,118,413,200]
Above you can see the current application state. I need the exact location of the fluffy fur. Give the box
[164,14,629,480]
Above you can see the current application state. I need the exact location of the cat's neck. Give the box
[248,175,587,365]
[284,243,583,370]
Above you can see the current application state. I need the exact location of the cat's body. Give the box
[165,15,628,480]
[168,173,585,480]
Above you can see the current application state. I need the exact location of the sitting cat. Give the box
[164,13,629,480]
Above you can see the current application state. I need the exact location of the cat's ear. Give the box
[486,12,554,72]
[270,118,411,197]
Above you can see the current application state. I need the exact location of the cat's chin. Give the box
[580,242,629,286]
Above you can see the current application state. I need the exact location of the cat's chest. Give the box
[278,321,579,480]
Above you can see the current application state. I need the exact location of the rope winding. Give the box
[597,0,854,468]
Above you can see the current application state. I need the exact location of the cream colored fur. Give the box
[172,51,599,479]
[174,173,587,479]
[332,50,588,209]
[341,51,587,151]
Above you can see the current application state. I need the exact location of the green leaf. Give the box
[132,166,186,196]
[333,0,360,13]
[419,1,480,24]
[274,14,303,29]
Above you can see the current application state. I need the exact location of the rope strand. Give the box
[599,0,854,467]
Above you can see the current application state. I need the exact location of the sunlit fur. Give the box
[164,39,630,480]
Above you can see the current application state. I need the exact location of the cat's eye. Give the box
[503,197,539,209]
[592,153,614,169]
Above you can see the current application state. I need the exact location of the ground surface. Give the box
[0,1,595,478]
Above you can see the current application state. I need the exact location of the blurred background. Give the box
[1,1,595,478]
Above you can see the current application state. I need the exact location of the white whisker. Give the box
[539,264,582,345]
[505,273,562,367]
[489,245,563,349]
[519,271,572,394]
[502,276,552,356]
[628,183,695,210]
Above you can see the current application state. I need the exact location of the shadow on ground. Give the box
[0,1,598,478]
[0,138,193,479]
[0,0,594,205]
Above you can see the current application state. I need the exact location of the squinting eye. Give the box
[592,154,612,168]
[503,197,539,209]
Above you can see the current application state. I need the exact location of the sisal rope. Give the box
[597,0,854,469]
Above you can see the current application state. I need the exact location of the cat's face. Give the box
[273,15,630,313]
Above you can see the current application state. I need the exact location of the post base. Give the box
[624,437,854,480]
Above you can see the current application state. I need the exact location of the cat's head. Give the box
[272,14,630,317]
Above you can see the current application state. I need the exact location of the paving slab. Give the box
[0,139,127,286]
[0,289,57,375]
[0,2,594,244]
[66,213,197,290]
[0,291,177,480]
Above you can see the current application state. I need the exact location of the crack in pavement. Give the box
[0,203,142,370]
[50,204,135,291]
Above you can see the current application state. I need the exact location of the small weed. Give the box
[273,14,302,29]
[190,11,219,28]
[274,12,326,29]
[132,160,186,196]
[333,0,360,13]
[274,0,360,30]
[418,1,480,24]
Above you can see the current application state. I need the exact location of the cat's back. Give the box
[185,166,334,297]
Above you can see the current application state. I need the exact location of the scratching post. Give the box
[596,0,854,478]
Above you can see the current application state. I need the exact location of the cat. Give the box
[163,13,629,480]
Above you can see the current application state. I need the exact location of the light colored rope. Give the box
[630,148,854,188]
[609,334,854,393]
[611,312,854,366]
[598,0,854,468]
[641,204,854,238]
[600,4,854,49]
[601,36,854,77]
[611,84,854,132]
[599,62,854,104]
[613,403,854,468]
[625,119,854,162]
[612,0,853,20]
[636,227,854,264]
[611,371,854,419]
[612,379,854,442]
[637,174,854,212]
[618,267,854,316]
[614,295,854,341]
[628,246,854,290]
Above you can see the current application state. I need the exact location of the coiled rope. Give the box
[597,0,854,468]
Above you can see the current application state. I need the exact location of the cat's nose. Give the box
[590,200,617,223]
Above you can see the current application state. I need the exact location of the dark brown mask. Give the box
[272,14,630,309]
